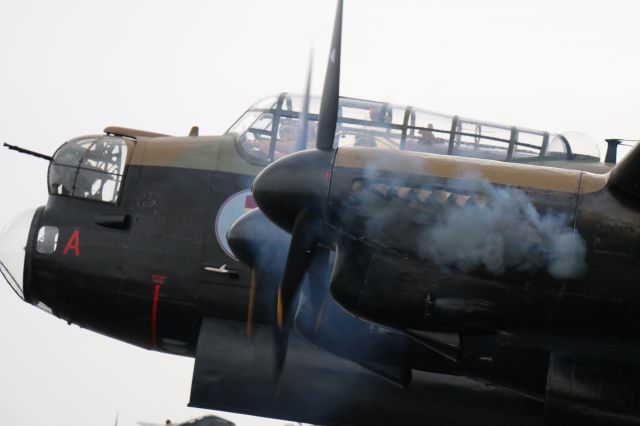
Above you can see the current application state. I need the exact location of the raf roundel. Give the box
[215,189,257,260]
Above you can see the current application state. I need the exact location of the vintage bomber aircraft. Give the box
[0,1,635,425]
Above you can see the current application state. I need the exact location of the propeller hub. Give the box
[227,208,289,267]
[252,149,335,233]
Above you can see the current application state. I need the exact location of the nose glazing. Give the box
[0,208,37,301]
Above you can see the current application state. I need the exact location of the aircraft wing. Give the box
[188,317,541,425]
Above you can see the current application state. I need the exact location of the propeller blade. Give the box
[227,208,291,339]
[270,0,344,379]
[246,268,257,338]
[274,208,319,378]
[307,247,330,311]
[316,0,343,150]
[295,51,313,152]
[276,208,318,331]
[302,246,330,339]
[276,246,330,379]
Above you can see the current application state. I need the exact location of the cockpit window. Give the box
[236,112,275,163]
[228,110,262,139]
[274,117,317,159]
[48,136,134,204]
[229,94,309,164]
[229,93,602,167]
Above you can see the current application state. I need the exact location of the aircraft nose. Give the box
[0,208,37,301]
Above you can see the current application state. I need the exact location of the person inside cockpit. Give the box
[239,130,271,161]
[274,119,299,159]
[418,123,436,145]
[274,119,319,158]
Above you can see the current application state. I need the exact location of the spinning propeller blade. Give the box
[295,52,314,152]
[316,0,343,151]
[270,0,343,378]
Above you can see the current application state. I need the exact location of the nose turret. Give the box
[0,208,37,302]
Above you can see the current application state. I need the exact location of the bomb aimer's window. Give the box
[36,226,59,254]
[48,136,134,204]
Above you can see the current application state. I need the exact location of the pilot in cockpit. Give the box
[274,119,317,159]
[239,131,271,161]
[276,120,298,158]
[418,123,436,146]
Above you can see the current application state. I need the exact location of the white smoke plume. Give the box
[418,177,587,279]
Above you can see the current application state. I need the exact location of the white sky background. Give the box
[0,0,639,425]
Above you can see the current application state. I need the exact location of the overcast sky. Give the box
[1,1,639,425]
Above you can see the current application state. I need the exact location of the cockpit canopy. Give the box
[228,93,601,166]
[48,136,134,204]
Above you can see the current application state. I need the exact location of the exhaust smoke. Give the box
[417,177,587,279]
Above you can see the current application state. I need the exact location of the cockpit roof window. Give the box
[48,136,134,204]
[229,92,602,167]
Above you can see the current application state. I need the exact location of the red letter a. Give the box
[63,230,80,257]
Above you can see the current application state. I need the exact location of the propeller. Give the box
[226,208,289,339]
[251,0,344,378]
[316,0,342,151]
[294,51,313,152]
[227,0,344,379]
[228,43,315,340]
